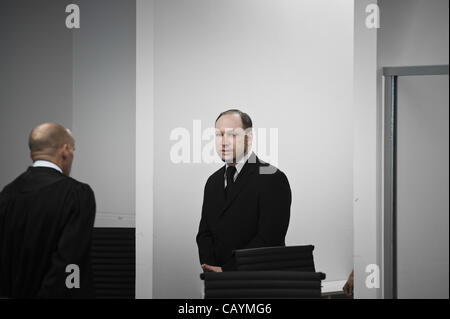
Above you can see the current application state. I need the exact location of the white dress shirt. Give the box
[224,151,252,189]
[33,160,63,174]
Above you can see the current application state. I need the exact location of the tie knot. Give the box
[226,165,237,179]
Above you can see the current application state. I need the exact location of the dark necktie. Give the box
[225,166,237,199]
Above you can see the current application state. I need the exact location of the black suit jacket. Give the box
[0,167,96,298]
[196,152,291,271]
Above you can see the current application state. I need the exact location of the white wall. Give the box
[152,0,354,298]
[136,0,154,299]
[396,75,449,298]
[353,0,381,299]
[0,0,73,186]
[378,0,449,298]
[379,0,449,66]
[72,0,136,228]
[0,0,137,228]
[353,0,449,299]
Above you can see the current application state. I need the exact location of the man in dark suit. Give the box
[0,123,96,298]
[196,109,291,272]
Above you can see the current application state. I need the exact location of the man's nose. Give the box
[222,136,233,147]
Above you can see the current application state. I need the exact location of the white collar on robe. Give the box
[33,160,63,174]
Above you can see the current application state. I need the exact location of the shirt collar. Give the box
[225,151,252,175]
[33,160,63,174]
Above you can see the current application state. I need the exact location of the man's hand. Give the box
[201,264,223,273]
[343,270,354,297]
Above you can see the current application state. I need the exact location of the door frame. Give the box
[382,64,449,299]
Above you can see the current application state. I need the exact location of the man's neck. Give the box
[226,151,251,167]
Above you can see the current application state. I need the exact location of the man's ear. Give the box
[61,144,69,159]
[248,131,253,143]
[245,129,253,147]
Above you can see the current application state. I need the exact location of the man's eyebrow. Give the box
[216,128,241,133]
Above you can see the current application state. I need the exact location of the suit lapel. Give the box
[220,152,259,216]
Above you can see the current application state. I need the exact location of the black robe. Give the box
[0,167,96,298]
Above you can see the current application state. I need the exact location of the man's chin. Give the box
[220,155,235,164]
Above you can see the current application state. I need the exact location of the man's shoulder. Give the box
[255,157,288,183]
[57,177,96,209]
[65,176,95,196]
[0,171,27,195]
[1,169,93,199]
[41,174,93,196]
[205,165,226,186]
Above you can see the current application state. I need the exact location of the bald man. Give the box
[0,123,96,298]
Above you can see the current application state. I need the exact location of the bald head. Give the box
[29,123,74,154]
[29,123,75,175]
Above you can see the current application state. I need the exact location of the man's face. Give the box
[215,114,252,164]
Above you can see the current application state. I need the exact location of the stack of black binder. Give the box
[200,245,326,299]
